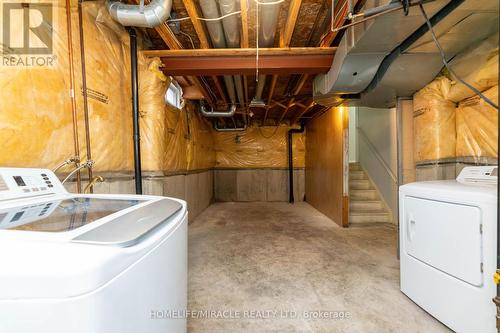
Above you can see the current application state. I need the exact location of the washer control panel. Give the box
[457,166,498,185]
[0,168,66,201]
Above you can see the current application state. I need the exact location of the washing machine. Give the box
[0,167,188,333]
[400,166,497,333]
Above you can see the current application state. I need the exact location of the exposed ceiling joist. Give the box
[240,0,249,48]
[130,0,215,105]
[291,100,315,123]
[182,0,211,48]
[240,0,249,106]
[280,0,303,48]
[263,75,278,124]
[265,0,303,124]
[278,74,309,123]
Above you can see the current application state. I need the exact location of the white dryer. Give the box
[0,168,188,333]
[400,166,497,333]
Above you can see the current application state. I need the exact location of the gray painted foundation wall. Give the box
[214,169,305,202]
[64,170,213,221]
[416,157,498,181]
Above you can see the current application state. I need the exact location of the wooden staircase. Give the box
[349,163,391,225]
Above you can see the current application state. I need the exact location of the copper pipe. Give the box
[78,0,93,193]
[65,0,81,193]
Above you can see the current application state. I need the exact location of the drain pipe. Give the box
[288,122,305,203]
[107,0,172,28]
[129,28,142,194]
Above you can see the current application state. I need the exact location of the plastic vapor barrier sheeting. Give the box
[445,33,499,103]
[456,85,498,160]
[413,33,499,164]
[0,1,133,171]
[413,77,456,162]
[0,0,215,173]
[214,126,305,169]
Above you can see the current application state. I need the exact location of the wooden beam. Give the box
[145,48,335,76]
[280,0,302,48]
[182,0,210,48]
[143,47,335,58]
[157,55,333,76]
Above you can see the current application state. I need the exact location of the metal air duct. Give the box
[199,0,237,106]
[219,0,245,107]
[200,103,237,117]
[107,0,172,28]
[252,0,281,105]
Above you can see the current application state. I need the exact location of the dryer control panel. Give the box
[457,166,498,185]
[0,168,66,201]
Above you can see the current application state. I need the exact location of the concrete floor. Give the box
[188,202,451,333]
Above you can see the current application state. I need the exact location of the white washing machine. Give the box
[0,168,188,333]
[400,166,498,333]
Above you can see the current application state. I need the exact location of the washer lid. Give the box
[0,197,143,233]
[72,199,182,247]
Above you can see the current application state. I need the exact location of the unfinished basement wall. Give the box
[305,107,348,227]
[0,1,214,219]
[213,126,305,202]
[413,33,498,181]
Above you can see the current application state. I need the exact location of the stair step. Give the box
[349,171,367,180]
[350,189,379,200]
[349,211,391,223]
[350,200,384,211]
[349,164,362,171]
[349,179,372,190]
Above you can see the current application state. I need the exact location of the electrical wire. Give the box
[258,125,280,138]
[167,10,241,23]
[253,0,285,5]
[256,0,259,80]
[419,3,499,110]
[179,30,195,49]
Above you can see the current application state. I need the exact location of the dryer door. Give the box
[403,196,483,287]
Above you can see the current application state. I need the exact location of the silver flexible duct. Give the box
[107,0,172,28]
[201,103,237,117]
[252,0,281,103]
[219,0,245,107]
[199,0,237,105]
